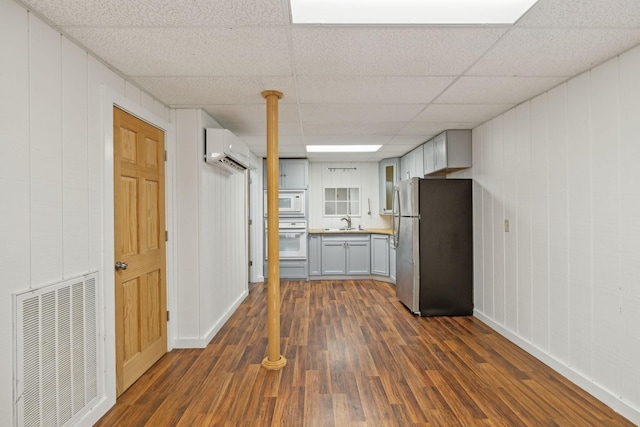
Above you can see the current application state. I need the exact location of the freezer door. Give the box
[395,216,420,314]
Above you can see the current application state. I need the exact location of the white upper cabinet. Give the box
[423,130,472,176]
[423,138,435,174]
[263,158,309,189]
[400,145,425,180]
[280,159,308,189]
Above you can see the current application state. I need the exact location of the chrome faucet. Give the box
[340,214,352,229]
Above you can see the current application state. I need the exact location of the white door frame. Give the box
[98,85,176,409]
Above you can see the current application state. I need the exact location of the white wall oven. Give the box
[265,219,308,260]
[264,190,306,217]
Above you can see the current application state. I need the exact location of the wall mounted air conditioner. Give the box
[204,128,251,173]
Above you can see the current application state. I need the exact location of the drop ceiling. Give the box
[19,0,640,161]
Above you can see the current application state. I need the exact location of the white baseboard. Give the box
[473,311,640,426]
[76,396,115,427]
[173,289,248,349]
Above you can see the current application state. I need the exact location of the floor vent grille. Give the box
[14,272,101,427]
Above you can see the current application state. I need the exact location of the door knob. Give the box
[115,261,128,271]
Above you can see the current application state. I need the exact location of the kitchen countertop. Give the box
[309,228,392,235]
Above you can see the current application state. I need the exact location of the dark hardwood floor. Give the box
[96,280,634,426]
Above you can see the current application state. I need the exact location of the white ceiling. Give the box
[20,0,640,161]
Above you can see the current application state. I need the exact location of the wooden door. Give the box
[113,107,167,396]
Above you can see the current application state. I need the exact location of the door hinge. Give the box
[249,219,252,225]
[165,230,168,241]
[164,150,167,161]
[249,260,253,266]
[166,310,170,321]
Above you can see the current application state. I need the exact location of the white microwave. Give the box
[264,190,306,217]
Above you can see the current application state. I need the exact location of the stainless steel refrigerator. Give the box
[392,177,473,316]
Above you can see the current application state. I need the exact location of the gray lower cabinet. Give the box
[308,234,322,276]
[321,235,370,275]
[346,239,371,274]
[370,234,389,276]
[321,238,347,274]
[264,260,308,279]
[281,260,308,279]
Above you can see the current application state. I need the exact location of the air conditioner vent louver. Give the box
[14,272,102,427]
[217,156,247,172]
[204,128,251,173]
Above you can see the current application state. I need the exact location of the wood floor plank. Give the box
[96,279,635,427]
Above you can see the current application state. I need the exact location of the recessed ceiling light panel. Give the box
[306,145,382,153]
[290,0,539,25]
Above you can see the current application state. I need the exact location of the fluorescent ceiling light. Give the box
[290,0,539,25]
[306,145,382,153]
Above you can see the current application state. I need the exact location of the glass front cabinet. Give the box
[379,157,399,215]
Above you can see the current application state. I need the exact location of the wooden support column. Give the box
[261,90,286,371]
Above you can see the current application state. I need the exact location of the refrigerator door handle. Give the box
[392,188,400,247]
[391,220,395,246]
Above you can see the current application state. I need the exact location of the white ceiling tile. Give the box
[242,135,305,147]
[296,76,455,104]
[131,76,298,105]
[291,27,507,76]
[185,0,289,26]
[435,76,566,104]
[303,122,405,136]
[300,104,424,123]
[21,0,640,162]
[468,28,640,77]
[63,27,291,76]
[400,122,476,135]
[414,103,513,123]
[224,121,303,136]
[202,104,301,124]
[518,0,640,27]
[25,0,288,26]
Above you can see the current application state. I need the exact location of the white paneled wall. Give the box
[174,109,248,348]
[472,45,640,424]
[547,83,569,362]
[200,108,248,341]
[0,1,171,424]
[308,162,392,230]
[29,13,63,286]
[62,37,89,278]
[566,72,593,377]
[0,0,30,294]
[590,57,622,395]
[618,45,640,408]
[502,108,518,332]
